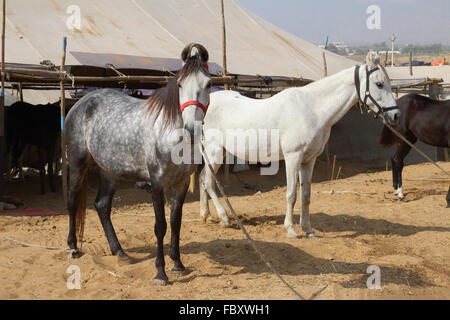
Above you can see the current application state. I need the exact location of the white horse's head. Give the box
[178,43,212,138]
[357,51,400,124]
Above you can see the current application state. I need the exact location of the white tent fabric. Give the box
[2,1,356,91]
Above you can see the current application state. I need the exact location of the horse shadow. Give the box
[177,239,432,288]
[245,212,450,238]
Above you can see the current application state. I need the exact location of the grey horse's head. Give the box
[178,43,212,139]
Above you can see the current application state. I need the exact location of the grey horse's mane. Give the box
[144,44,209,130]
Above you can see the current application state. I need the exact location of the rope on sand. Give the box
[1,236,66,251]
[314,190,375,197]
[115,212,201,222]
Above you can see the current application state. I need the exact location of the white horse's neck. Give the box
[299,66,362,128]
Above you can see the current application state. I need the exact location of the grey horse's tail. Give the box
[75,170,89,245]
[379,125,396,147]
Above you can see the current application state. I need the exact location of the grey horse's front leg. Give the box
[151,181,169,286]
[168,180,189,275]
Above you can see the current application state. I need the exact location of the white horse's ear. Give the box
[366,50,381,68]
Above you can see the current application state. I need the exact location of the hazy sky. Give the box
[235,0,450,46]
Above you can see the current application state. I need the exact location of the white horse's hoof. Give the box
[220,220,231,228]
[286,228,298,239]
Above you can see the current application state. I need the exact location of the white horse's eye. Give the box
[376,82,384,89]
[206,81,212,89]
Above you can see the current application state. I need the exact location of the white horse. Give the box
[199,53,400,238]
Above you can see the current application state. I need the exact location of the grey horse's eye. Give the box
[376,82,384,89]
[206,81,212,89]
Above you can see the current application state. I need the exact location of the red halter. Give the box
[180,100,209,114]
[179,63,210,114]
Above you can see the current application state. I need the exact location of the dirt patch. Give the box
[1,162,449,299]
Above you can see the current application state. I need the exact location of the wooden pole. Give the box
[220,0,228,84]
[335,166,342,180]
[322,52,328,77]
[0,0,6,198]
[409,51,413,76]
[18,82,23,101]
[60,37,68,205]
[221,0,230,183]
[330,155,336,181]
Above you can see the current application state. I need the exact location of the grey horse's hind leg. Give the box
[151,180,169,286]
[67,164,88,257]
[94,173,128,259]
[446,186,450,208]
[169,180,189,275]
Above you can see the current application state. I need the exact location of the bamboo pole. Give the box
[335,166,342,180]
[322,52,328,77]
[18,82,23,101]
[322,50,331,180]
[409,51,413,76]
[221,0,230,183]
[60,37,68,205]
[0,0,5,198]
[330,155,336,181]
[221,0,228,86]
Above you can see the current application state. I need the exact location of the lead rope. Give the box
[199,134,314,300]
[385,123,450,177]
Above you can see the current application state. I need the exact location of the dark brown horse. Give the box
[6,101,61,194]
[379,93,450,206]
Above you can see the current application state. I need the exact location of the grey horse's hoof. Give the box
[171,266,189,277]
[67,249,83,259]
[154,278,169,287]
[306,231,316,239]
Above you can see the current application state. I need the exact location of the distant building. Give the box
[319,41,352,55]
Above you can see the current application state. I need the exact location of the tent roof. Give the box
[3,0,355,80]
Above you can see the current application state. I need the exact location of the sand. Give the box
[0,161,449,300]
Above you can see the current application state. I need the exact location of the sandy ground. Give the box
[0,160,449,300]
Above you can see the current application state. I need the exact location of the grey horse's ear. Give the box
[181,43,209,64]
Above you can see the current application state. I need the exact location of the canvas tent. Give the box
[0,0,356,122]
[1,0,446,168]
